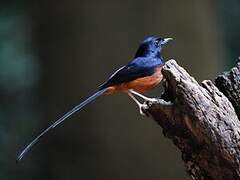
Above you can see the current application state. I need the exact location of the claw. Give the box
[139,103,148,116]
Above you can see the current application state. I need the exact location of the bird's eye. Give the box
[154,39,160,46]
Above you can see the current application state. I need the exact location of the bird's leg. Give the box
[127,92,146,116]
[129,89,157,102]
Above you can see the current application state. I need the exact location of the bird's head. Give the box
[135,36,173,58]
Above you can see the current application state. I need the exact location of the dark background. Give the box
[0,0,239,180]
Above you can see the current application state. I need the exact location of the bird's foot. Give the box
[129,90,158,103]
[128,91,155,116]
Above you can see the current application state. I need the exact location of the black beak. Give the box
[161,38,173,45]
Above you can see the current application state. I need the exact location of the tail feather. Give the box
[17,88,108,162]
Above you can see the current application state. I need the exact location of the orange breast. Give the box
[105,66,163,94]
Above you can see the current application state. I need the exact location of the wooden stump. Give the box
[143,59,240,180]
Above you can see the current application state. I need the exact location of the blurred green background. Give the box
[0,0,239,180]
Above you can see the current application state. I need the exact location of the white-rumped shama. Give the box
[17,36,172,162]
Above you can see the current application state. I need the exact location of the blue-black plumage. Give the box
[99,36,172,90]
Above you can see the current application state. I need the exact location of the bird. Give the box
[17,36,172,162]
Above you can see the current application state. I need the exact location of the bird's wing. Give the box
[99,58,156,89]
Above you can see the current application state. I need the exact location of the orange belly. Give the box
[105,66,163,94]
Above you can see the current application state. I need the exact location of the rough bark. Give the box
[142,59,240,180]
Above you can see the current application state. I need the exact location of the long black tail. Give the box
[17,88,108,162]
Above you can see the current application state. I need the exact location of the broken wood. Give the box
[143,59,240,180]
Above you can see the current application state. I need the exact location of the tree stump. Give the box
[143,59,240,180]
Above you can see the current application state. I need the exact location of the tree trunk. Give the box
[142,59,240,180]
